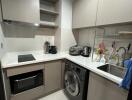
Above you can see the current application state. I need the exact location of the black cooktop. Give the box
[18,54,36,63]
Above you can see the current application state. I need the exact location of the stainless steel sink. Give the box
[97,64,126,78]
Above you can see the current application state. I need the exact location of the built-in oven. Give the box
[9,70,44,94]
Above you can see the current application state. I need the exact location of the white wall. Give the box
[0,24,6,59]
[2,23,55,52]
[5,36,54,52]
[60,0,76,51]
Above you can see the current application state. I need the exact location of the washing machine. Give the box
[64,60,89,100]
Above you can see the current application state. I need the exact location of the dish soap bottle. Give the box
[100,55,106,64]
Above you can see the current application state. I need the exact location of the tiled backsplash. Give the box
[94,24,132,66]
[78,28,95,47]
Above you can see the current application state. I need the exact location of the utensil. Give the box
[127,43,131,53]
[109,41,116,59]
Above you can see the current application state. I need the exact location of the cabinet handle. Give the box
[15,75,37,82]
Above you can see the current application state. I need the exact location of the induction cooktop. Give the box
[18,54,36,63]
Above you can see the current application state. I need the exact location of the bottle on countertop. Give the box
[44,41,50,54]
[100,55,106,64]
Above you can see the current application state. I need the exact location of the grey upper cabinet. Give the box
[1,0,40,24]
[72,0,98,29]
[97,0,132,25]
[0,1,2,22]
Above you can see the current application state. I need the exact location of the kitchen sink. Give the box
[97,64,126,78]
[18,54,36,63]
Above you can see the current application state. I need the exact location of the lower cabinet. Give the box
[4,63,45,100]
[4,60,62,100]
[61,59,66,88]
[0,1,2,22]
[87,72,128,100]
[44,60,62,93]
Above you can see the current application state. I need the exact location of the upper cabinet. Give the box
[0,1,2,22]
[97,0,132,25]
[39,0,59,28]
[73,0,132,28]
[72,0,99,29]
[1,0,40,24]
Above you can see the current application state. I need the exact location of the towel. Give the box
[120,59,132,90]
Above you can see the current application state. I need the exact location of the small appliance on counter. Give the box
[44,41,57,54]
[81,46,91,57]
[49,46,57,54]
[44,41,50,54]
[69,45,83,56]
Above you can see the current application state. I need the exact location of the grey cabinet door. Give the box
[0,1,2,22]
[44,60,62,93]
[87,72,128,100]
[72,0,98,29]
[97,0,132,25]
[61,59,65,88]
[1,0,40,24]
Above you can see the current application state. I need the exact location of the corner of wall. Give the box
[0,24,7,59]
[59,0,77,52]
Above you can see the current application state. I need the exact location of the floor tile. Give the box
[38,90,69,100]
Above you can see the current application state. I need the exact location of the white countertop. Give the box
[1,51,123,85]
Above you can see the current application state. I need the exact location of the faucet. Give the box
[116,47,127,67]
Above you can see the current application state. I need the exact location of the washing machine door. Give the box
[64,70,80,96]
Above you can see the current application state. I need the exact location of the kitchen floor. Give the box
[38,90,69,100]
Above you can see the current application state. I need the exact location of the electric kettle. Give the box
[81,46,91,57]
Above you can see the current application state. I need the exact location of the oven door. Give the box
[10,70,43,94]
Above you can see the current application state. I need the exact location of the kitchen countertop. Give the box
[1,51,123,85]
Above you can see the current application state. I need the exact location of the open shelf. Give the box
[44,0,59,3]
[39,0,59,28]
[40,0,58,11]
[40,21,58,28]
[40,8,59,15]
[118,31,132,35]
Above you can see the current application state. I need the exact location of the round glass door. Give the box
[64,71,80,96]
